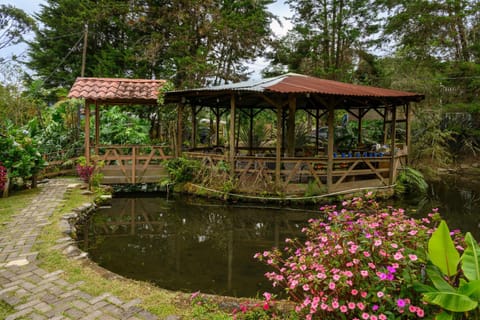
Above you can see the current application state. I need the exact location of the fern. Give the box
[395,167,428,196]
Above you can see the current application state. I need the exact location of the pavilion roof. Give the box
[166,73,424,109]
[68,77,166,105]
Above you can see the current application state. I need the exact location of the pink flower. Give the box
[377,291,384,298]
[409,305,417,313]
[394,252,404,260]
[263,292,272,301]
[371,316,378,320]
[379,314,387,320]
[329,282,336,290]
[374,239,382,246]
[408,254,418,261]
[351,289,358,295]
[348,302,356,309]
[368,262,376,269]
[360,270,369,277]
[303,284,310,291]
[333,274,341,281]
[363,251,371,257]
[391,243,398,248]
[361,291,368,298]
[416,308,425,317]
[340,305,348,313]
[332,300,339,309]
[357,302,365,310]
[263,302,269,311]
[362,312,370,319]
[397,299,406,308]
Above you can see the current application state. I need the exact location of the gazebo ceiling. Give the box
[165,73,424,109]
[68,77,166,105]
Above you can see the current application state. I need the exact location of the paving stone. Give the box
[5,307,33,320]
[82,310,103,320]
[64,307,87,319]
[71,299,90,310]
[15,298,42,311]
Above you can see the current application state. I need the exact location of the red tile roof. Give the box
[68,77,166,105]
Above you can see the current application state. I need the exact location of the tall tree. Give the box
[381,0,480,62]
[0,4,36,51]
[266,0,381,81]
[27,0,275,89]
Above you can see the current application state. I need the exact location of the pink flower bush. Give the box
[0,163,7,191]
[255,194,441,319]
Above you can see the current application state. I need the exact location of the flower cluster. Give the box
[255,194,442,319]
[76,164,94,183]
[0,163,7,191]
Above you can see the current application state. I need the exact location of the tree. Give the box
[266,0,382,81]
[381,0,480,62]
[27,0,276,89]
[0,4,36,51]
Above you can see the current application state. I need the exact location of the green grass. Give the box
[0,188,40,228]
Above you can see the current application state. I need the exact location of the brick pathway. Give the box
[0,179,160,319]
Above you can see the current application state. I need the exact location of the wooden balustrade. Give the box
[93,145,173,184]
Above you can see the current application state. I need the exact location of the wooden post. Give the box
[327,106,335,191]
[275,104,282,187]
[191,106,197,149]
[2,172,9,198]
[177,103,184,158]
[84,101,91,164]
[95,102,100,155]
[229,94,236,170]
[389,106,397,184]
[287,95,296,157]
[248,110,254,156]
[315,108,320,155]
[215,107,220,146]
[132,146,136,184]
[358,109,363,145]
[405,103,410,164]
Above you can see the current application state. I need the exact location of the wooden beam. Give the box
[176,103,184,158]
[229,94,236,170]
[95,102,100,154]
[287,95,296,157]
[389,106,397,184]
[84,100,91,164]
[275,104,282,188]
[327,105,335,191]
[405,103,411,164]
[191,106,197,148]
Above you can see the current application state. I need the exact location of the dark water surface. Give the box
[77,174,480,298]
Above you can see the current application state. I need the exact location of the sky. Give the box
[0,0,292,79]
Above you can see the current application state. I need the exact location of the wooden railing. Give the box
[93,145,173,184]
[185,151,407,194]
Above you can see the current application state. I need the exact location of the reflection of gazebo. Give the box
[165,73,424,195]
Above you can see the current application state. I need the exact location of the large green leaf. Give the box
[458,280,480,300]
[426,264,456,292]
[434,311,453,320]
[423,291,478,312]
[461,232,480,281]
[428,220,460,277]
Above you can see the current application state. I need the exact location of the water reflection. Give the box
[77,197,319,297]
[77,174,480,298]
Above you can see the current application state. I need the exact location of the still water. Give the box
[76,174,480,298]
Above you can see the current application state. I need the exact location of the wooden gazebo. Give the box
[68,77,172,184]
[165,73,424,195]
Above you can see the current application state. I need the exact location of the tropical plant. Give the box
[0,162,7,191]
[395,167,428,196]
[256,194,440,319]
[414,220,480,320]
[0,122,45,188]
[164,157,200,185]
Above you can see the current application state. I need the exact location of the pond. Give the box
[76,174,480,298]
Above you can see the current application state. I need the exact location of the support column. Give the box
[358,109,363,145]
[229,94,236,170]
[191,106,197,149]
[286,95,296,157]
[176,104,184,158]
[248,110,254,156]
[315,109,320,155]
[389,106,397,184]
[84,101,91,164]
[405,104,411,164]
[327,106,335,191]
[275,104,282,187]
[95,102,100,155]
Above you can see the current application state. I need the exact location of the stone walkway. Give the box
[0,179,161,319]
